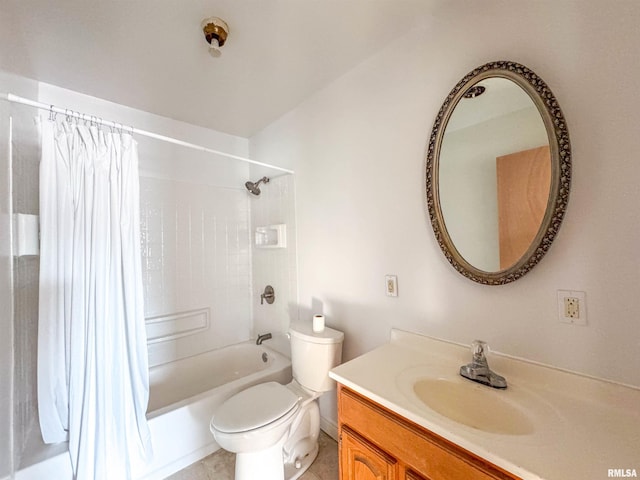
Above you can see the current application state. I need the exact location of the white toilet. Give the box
[210,323,344,480]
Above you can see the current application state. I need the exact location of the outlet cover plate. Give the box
[557,290,587,325]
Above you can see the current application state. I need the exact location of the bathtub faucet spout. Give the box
[256,333,272,345]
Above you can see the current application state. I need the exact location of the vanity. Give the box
[329,330,640,480]
[337,386,517,480]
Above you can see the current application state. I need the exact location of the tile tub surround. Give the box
[166,430,338,480]
[140,177,252,367]
[329,329,640,480]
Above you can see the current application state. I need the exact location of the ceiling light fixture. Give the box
[201,17,229,58]
[463,85,486,99]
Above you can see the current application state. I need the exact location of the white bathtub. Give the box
[15,340,292,480]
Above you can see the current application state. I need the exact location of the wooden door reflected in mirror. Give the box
[496,145,551,270]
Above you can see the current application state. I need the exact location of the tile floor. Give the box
[166,430,338,480]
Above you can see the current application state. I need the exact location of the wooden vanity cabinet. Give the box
[337,384,520,480]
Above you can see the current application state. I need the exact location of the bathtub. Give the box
[15,340,292,480]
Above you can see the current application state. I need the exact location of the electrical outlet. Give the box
[557,290,587,325]
[564,297,579,318]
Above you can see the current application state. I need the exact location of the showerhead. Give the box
[244,176,270,196]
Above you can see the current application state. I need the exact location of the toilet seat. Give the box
[212,382,300,433]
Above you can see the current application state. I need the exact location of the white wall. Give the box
[250,0,640,417]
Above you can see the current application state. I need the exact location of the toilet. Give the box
[210,323,344,480]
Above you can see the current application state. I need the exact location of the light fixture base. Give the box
[201,17,229,52]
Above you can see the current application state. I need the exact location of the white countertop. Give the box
[329,329,640,480]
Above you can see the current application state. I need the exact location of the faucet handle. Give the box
[260,285,275,305]
[471,340,488,360]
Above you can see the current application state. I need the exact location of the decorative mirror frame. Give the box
[426,61,571,285]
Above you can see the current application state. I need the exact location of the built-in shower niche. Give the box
[255,223,287,248]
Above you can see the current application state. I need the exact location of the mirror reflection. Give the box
[438,78,550,271]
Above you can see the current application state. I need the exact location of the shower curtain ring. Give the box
[48,105,55,121]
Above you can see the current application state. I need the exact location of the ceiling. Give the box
[0,0,443,137]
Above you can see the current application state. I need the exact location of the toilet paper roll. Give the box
[312,314,325,333]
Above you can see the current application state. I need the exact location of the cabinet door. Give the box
[341,426,398,480]
[404,470,430,480]
[404,469,430,480]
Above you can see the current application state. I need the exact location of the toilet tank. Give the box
[289,323,344,392]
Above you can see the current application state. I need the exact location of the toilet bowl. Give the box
[210,324,344,480]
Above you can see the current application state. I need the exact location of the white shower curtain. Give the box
[37,119,153,479]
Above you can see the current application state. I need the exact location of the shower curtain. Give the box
[37,119,152,479]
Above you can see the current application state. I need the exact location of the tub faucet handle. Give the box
[260,285,275,305]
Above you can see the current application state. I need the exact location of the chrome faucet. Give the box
[459,340,507,389]
[256,333,272,345]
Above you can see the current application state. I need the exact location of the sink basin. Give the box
[412,378,535,435]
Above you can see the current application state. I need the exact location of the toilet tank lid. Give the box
[211,382,299,433]
[289,322,344,344]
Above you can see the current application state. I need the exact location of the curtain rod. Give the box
[2,93,294,175]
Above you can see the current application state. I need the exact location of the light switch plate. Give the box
[385,275,398,297]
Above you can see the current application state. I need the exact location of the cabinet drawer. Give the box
[338,386,518,480]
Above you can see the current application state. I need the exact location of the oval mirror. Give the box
[426,61,571,285]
